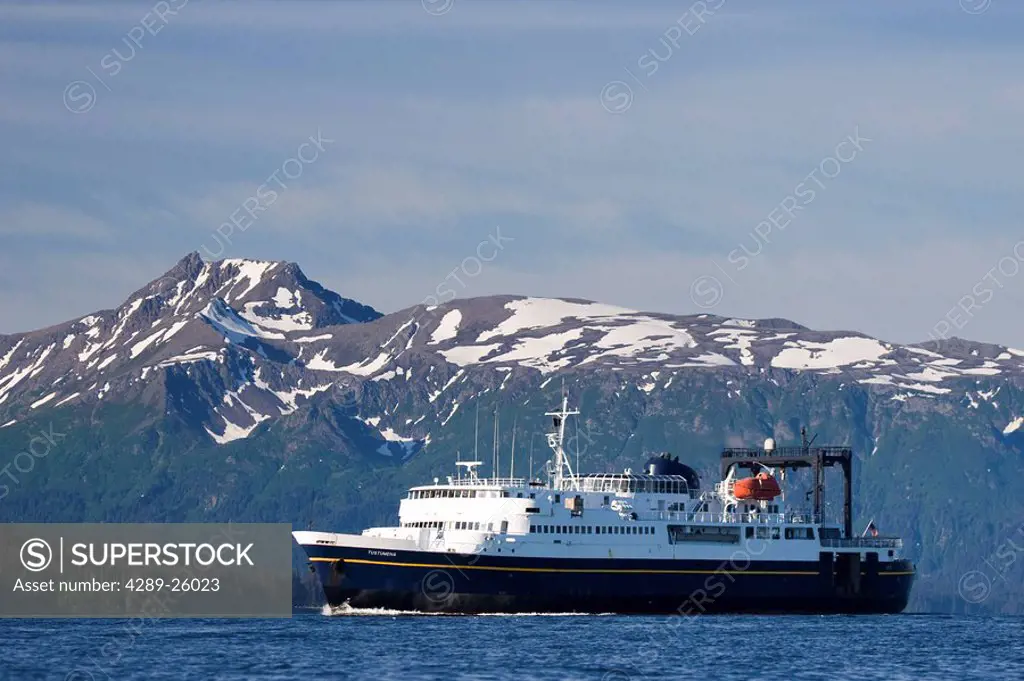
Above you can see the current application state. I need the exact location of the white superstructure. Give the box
[295,394,904,565]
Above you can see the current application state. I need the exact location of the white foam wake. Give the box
[320,603,613,617]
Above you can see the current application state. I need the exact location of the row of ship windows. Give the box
[408,490,537,499]
[582,480,691,495]
[404,521,498,531]
[400,521,651,535]
[531,525,654,535]
[400,522,818,540]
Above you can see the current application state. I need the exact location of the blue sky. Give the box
[2,0,1023,346]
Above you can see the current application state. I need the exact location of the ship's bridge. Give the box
[405,484,522,499]
[397,460,545,536]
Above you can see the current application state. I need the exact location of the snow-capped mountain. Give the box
[3,254,1023,445]
[404,296,1020,396]
[3,253,1024,614]
[0,253,379,441]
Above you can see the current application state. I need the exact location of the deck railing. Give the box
[820,537,903,549]
[721,445,852,459]
[637,511,823,525]
[445,477,528,487]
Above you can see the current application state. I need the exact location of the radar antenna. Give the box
[455,459,483,481]
[545,390,580,491]
[801,426,818,450]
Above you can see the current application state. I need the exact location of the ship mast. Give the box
[545,391,580,491]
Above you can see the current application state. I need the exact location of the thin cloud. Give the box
[1,0,1023,347]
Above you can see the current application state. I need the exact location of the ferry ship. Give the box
[294,396,915,614]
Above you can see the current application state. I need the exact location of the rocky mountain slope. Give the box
[2,253,1023,613]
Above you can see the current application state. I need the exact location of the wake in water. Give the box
[321,604,611,617]
[321,604,451,617]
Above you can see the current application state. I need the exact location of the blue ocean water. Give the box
[0,612,1021,680]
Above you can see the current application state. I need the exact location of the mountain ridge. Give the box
[4,253,1024,446]
[1,253,1023,614]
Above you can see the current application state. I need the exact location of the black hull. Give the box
[302,545,915,615]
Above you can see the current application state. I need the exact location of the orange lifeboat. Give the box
[733,472,781,500]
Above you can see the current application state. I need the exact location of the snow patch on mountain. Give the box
[306,349,346,372]
[476,298,634,343]
[437,300,701,374]
[708,328,757,366]
[336,352,392,376]
[239,303,314,333]
[204,417,264,445]
[200,299,284,341]
[364,419,426,459]
[905,346,945,359]
[0,340,25,373]
[978,387,1000,401]
[0,344,53,405]
[78,337,104,363]
[275,385,332,414]
[895,382,950,395]
[441,401,460,426]
[273,287,298,308]
[900,367,959,383]
[581,321,696,365]
[30,345,55,378]
[217,259,277,300]
[54,392,81,407]
[204,383,275,444]
[667,352,736,368]
[439,344,502,365]
[1003,417,1024,435]
[771,337,891,370]
[383,318,417,349]
[30,392,57,409]
[430,310,462,344]
[162,279,189,308]
[429,369,465,403]
[251,368,330,413]
[483,329,584,373]
[960,365,1002,376]
[107,298,144,345]
[376,440,421,459]
[154,350,221,368]
[96,354,118,371]
[130,330,165,359]
[380,427,415,443]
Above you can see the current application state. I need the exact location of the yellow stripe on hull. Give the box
[308,556,914,577]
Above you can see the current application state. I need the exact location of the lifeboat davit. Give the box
[733,472,781,500]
